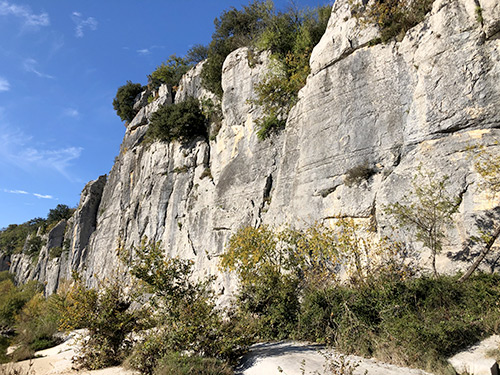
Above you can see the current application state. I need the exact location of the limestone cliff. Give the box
[8,0,500,295]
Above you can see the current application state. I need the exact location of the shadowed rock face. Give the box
[7,0,500,295]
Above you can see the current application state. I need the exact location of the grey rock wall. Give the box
[7,0,500,294]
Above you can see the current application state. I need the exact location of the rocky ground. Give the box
[3,334,498,375]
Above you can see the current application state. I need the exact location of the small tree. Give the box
[384,167,459,277]
[186,44,209,64]
[47,204,74,225]
[60,273,139,370]
[459,145,500,282]
[113,81,143,123]
[149,55,191,92]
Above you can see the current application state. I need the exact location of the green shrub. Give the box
[237,268,300,340]
[147,97,207,144]
[200,98,223,139]
[48,246,64,260]
[252,5,331,139]
[113,81,144,123]
[352,0,435,43]
[0,280,41,329]
[123,240,250,374]
[201,0,273,97]
[46,204,74,226]
[296,273,500,373]
[61,275,139,370]
[186,44,209,64]
[12,292,62,361]
[153,352,233,375]
[0,218,45,256]
[25,236,43,257]
[149,55,191,93]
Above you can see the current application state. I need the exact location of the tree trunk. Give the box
[459,224,500,283]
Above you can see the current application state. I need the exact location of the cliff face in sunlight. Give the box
[6,0,500,296]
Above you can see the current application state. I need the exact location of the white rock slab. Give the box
[236,342,432,375]
[448,335,500,375]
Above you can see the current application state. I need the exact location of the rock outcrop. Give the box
[7,0,500,295]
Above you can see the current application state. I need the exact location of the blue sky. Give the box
[0,0,329,229]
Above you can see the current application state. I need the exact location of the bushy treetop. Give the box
[112,81,144,123]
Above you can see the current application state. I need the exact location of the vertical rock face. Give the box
[7,0,500,293]
[8,176,106,294]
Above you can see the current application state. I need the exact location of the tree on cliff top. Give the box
[112,81,143,123]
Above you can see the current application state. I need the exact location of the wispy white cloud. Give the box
[62,108,79,118]
[33,193,53,199]
[2,189,55,199]
[72,11,97,38]
[23,58,54,79]
[0,77,9,91]
[0,1,49,28]
[3,189,28,195]
[136,45,164,56]
[0,124,83,180]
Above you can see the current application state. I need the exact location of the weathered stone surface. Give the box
[7,0,500,296]
[9,176,106,294]
[128,84,172,131]
[176,60,216,103]
[310,0,380,75]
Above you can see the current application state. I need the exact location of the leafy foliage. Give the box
[113,81,144,123]
[351,0,435,43]
[61,274,138,370]
[46,204,74,225]
[297,273,500,373]
[186,44,209,64]
[0,218,45,256]
[122,239,250,374]
[201,0,273,97]
[149,55,191,93]
[384,167,459,276]
[11,292,62,361]
[25,236,44,257]
[200,1,330,137]
[153,352,234,375]
[146,97,207,144]
[251,5,331,139]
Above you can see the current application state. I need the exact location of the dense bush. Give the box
[0,218,44,256]
[113,81,144,123]
[201,1,273,97]
[46,204,74,226]
[199,1,330,137]
[11,293,63,361]
[146,97,207,144]
[186,44,209,64]
[296,273,500,373]
[252,5,331,139]
[123,240,250,374]
[0,277,53,363]
[61,275,139,370]
[153,352,233,375]
[25,236,43,257]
